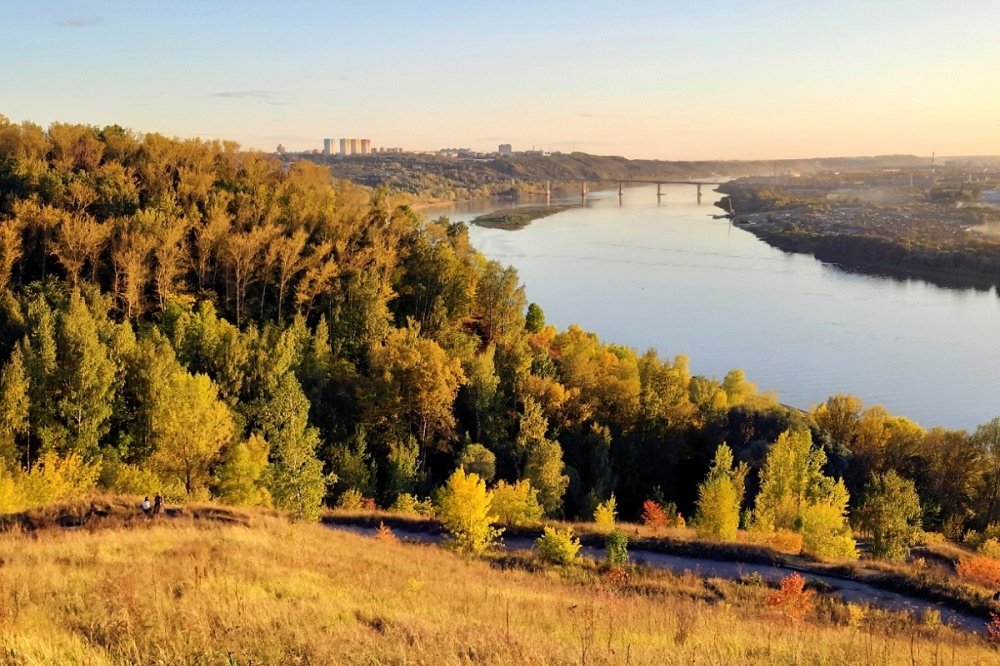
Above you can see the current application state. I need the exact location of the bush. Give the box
[593,494,617,528]
[390,493,434,516]
[980,538,1000,559]
[741,528,803,554]
[491,479,543,528]
[0,453,102,514]
[606,529,628,566]
[536,526,581,564]
[435,468,502,553]
[766,573,816,623]
[956,555,1000,589]
[641,500,669,530]
[336,488,364,510]
[99,462,163,497]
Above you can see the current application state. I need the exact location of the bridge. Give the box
[536,179,727,203]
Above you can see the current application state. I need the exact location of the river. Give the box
[429,184,1000,431]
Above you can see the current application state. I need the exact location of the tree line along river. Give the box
[426,184,1000,432]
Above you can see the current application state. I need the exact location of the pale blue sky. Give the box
[2,0,998,159]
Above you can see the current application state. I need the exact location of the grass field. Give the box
[0,501,996,664]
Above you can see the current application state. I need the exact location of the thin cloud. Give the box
[56,17,103,27]
[211,90,276,100]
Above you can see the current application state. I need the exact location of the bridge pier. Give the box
[581,181,588,202]
[545,180,551,203]
[697,183,702,204]
[618,181,624,205]
[657,183,662,203]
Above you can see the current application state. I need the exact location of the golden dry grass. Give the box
[0,510,995,665]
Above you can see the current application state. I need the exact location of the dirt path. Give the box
[329,524,988,633]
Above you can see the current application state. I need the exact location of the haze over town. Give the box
[3,0,999,160]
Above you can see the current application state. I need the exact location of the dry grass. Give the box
[0,506,994,664]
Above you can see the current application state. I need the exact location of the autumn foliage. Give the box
[955,555,1000,589]
[641,500,669,531]
[765,573,816,623]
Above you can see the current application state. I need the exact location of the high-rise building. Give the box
[499,144,512,156]
[323,139,333,156]
[350,138,360,155]
[340,138,348,156]
[361,139,371,155]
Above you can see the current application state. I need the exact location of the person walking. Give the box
[153,492,163,518]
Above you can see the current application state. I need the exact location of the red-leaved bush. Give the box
[766,573,816,623]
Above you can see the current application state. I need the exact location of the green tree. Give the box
[458,442,496,484]
[859,471,923,562]
[525,302,545,334]
[0,348,30,467]
[259,373,331,521]
[519,398,569,516]
[435,467,502,552]
[51,291,117,459]
[695,444,740,541]
[385,435,422,503]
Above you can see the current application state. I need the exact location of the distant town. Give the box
[275,139,556,160]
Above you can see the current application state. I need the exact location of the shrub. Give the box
[741,528,803,554]
[0,452,102,513]
[390,493,434,516]
[435,468,502,553]
[980,538,1000,559]
[988,613,1000,643]
[766,572,816,623]
[956,555,1000,589]
[491,479,543,528]
[374,522,397,543]
[536,526,581,564]
[593,494,617,528]
[336,488,364,510]
[99,462,163,497]
[641,500,669,531]
[606,529,629,566]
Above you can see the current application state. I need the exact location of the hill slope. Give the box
[0,508,993,665]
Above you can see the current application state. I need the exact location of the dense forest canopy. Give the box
[1,115,999,543]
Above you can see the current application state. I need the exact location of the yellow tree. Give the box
[0,217,25,293]
[435,468,502,552]
[150,370,233,497]
[370,325,465,456]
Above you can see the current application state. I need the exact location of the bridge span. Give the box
[537,178,725,203]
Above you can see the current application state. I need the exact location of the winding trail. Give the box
[328,524,989,633]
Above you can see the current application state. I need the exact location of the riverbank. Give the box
[471,204,580,230]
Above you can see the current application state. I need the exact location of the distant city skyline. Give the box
[2,1,998,161]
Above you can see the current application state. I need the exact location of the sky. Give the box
[2,0,999,160]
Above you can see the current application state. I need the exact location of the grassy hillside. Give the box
[0,502,995,665]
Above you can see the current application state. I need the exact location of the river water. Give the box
[430,184,1000,431]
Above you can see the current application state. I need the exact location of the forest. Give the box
[2,115,1000,550]
[309,151,931,204]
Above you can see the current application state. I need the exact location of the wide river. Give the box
[427,184,1000,431]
